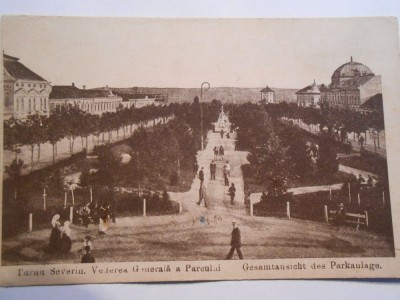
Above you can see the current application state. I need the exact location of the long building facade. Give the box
[49,85,160,115]
[49,85,123,115]
[3,54,52,120]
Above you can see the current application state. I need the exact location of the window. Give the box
[16,83,19,87]
[33,84,36,87]
[28,84,31,87]
[21,83,24,87]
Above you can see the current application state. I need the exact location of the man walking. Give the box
[198,167,204,185]
[219,145,224,161]
[226,222,244,260]
[228,183,236,205]
[224,166,229,186]
[210,161,216,180]
[213,146,218,160]
[224,160,231,177]
[196,184,207,207]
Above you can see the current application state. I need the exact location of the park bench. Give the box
[328,209,369,231]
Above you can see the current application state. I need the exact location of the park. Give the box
[1,97,395,265]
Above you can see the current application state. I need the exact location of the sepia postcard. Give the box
[1,16,400,286]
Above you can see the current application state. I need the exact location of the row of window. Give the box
[77,101,119,112]
[15,96,48,113]
[15,83,47,89]
[324,93,359,105]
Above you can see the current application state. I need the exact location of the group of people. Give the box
[48,214,73,254]
[197,153,236,206]
[357,174,379,190]
[213,146,225,160]
[48,214,97,262]
[75,201,115,234]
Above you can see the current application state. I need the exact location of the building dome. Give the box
[331,57,374,87]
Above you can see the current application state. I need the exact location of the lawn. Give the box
[339,155,388,177]
[242,163,356,194]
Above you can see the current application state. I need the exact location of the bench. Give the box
[327,209,369,231]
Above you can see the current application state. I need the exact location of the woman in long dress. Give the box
[60,220,72,253]
[98,202,110,234]
[48,214,62,253]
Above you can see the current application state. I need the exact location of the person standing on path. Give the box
[220,129,224,139]
[198,167,205,186]
[219,146,224,161]
[226,222,244,260]
[210,161,216,180]
[213,146,218,160]
[228,183,236,205]
[359,135,365,147]
[196,184,208,207]
[224,164,229,186]
[224,161,231,177]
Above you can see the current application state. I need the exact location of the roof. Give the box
[261,86,274,93]
[49,86,115,99]
[330,75,375,90]
[331,57,374,87]
[296,81,321,95]
[3,54,47,82]
[359,93,383,112]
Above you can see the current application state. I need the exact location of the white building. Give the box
[3,54,52,120]
[321,57,382,108]
[260,86,275,104]
[49,84,123,115]
[296,80,323,108]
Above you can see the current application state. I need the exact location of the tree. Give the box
[5,158,24,201]
[369,112,385,150]
[4,118,23,160]
[45,113,65,164]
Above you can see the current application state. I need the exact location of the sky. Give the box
[2,16,398,89]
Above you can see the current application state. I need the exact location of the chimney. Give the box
[83,85,86,90]
[72,82,75,87]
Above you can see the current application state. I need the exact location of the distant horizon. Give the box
[3,17,386,90]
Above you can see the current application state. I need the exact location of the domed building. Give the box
[321,57,382,109]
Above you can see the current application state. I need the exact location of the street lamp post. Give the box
[200,82,210,151]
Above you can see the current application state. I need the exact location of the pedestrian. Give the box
[210,161,216,180]
[198,167,205,185]
[226,222,244,260]
[197,184,208,207]
[219,146,224,161]
[224,161,231,177]
[367,174,376,188]
[213,146,218,160]
[220,129,224,139]
[60,220,72,253]
[99,201,110,234]
[48,214,62,254]
[333,203,346,230]
[358,174,366,184]
[228,183,236,205]
[81,246,96,263]
[359,135,365,147]
[224,168,229,186]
